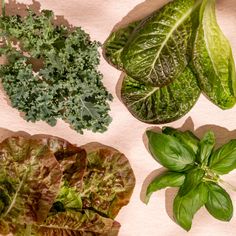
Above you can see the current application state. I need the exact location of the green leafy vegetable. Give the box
[54,182,83,211]
[145,172,185,203]
[179,168,205,196]
[145,127,236,231]
[205,182,233,221]
[209,140,236,175]
[162,127,199,155]
[173,182,208,231]
[192,0,236,109]
[121,67,200,124]
[0,8,112,133]
[104,0,236,124]
[0,135,135,235]
[197,131,215,164]
[104,20,141,70]
[121,0,202,87]
[147,130,195,171]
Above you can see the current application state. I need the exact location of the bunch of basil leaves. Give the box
[0,136,135,235]
[104,0,236,124]
[145,127,236,231]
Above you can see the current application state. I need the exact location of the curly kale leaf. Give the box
[0,10,112,133]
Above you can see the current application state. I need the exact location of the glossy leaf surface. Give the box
[205,182,233,221]
[192,0,236,109]
[173,182,208,231]
[145,171,185,203]
[197,131,215,164]
[147,131,195,171]
[162,127,199,155]
[121,67,200,124]
[121,0,202,86]
[209,139,236,175]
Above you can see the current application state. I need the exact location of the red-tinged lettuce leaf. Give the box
[80,144,136,219]
[0,137,62,224]
[0,219,10,235]
[31,210,120,236]
[40,136,87,187]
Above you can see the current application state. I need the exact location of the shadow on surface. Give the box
[3,0,73,28]
[141,117,236,225]
[111,0,167,31]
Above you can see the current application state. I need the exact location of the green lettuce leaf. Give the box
[121,0,202,86]
[0,137,62,224]
[52,182,83,212]
[80,146,135,219]
[103,20,141,69]
[192,0,236,109]
[121,66,200,124]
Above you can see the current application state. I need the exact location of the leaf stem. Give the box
[203,177,218,183]
[219,179,236,192]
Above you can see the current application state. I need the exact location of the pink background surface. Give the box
[1,0,236,235]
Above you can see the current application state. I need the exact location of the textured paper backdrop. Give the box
[1,1,236,235]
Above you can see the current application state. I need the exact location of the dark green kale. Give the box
[0,9,112,133]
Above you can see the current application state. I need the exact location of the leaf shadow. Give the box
[3,0,73,28]
[141,116,236,226]
[109,0,167,32]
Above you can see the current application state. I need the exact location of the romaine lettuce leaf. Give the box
[192,0,236,109]
[121,67,200,123]
[121,0,202,87]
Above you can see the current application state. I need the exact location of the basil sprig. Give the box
[145,128,235,231]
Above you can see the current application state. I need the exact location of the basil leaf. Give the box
[209,140,236,175]
[197,131,215,165]
[173,182,208,231]
[162,127,199,155]
[179,168,205,196]
[205,182,233,221]
[121,67,200,124]
[121,0,202,86]
[145,172,185,203]
[192,0,236,109]
[146,131,195,171]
